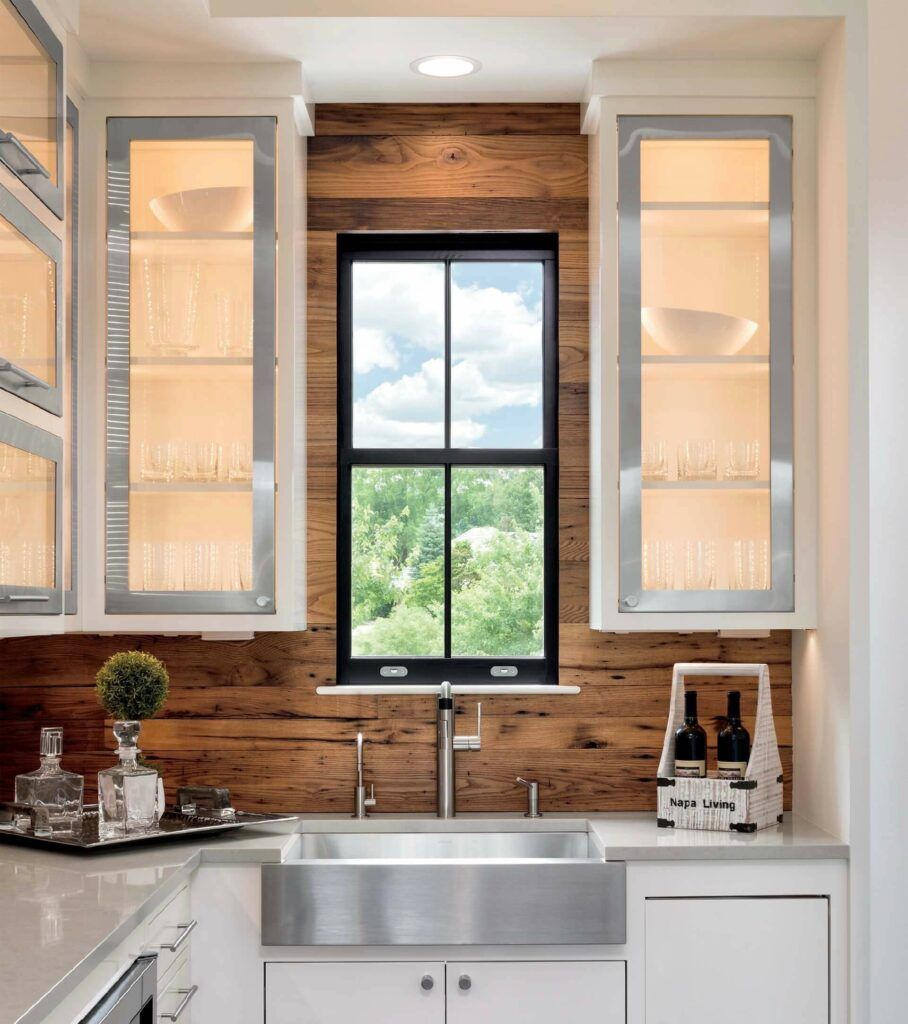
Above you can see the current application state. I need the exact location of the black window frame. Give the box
[337,232,559,686]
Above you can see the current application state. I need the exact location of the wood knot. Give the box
[438,145,467,168]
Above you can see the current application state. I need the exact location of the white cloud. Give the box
[352,265,544,446]
[352,262,444,375]
[353,327,399,374]
[354,357,485,447]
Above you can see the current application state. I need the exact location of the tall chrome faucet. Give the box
[353,732,376,818]
[436,682,482,818]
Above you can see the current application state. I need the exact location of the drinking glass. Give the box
[227,441,253,483]
[643,540,674,590]
[183,542,220,591]
[178,442,220,482]
[224,542,253,591]
[194,442,220,482]
[0,542,13,585]
[142,542,180,591]
[731,539,770,590]
[141,258,202,356]
[725,440,761,480]
[678,440,717,481]
[140,442,176,482]
[642,441,669,481]
[0,293,30,359]
[684,539,716,590]
[21,542,53,587]
[214,291,253,357]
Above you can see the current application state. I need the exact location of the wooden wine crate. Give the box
[656,662,783,833]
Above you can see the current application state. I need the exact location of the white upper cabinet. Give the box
[589,94,817,631]
[77,99,306,636]
[0,0,64,218]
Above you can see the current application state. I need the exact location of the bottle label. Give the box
[717,760,748,780]
[674,759,706,778]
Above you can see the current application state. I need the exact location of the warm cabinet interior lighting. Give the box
[410,55,481,78]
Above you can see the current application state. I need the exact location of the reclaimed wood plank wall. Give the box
[0,104,792,813]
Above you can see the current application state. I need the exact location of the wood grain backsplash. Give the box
[0,104,792,814]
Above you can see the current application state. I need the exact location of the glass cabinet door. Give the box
[0,411,62,614]
[105,117,276,615]
[617,116,793,614]
[0,0,64,218]
[0,181,61,414]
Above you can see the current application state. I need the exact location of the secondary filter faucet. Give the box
[353,732,376,819]
[436,681,481,818]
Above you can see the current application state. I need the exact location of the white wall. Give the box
[868,1,908,1020]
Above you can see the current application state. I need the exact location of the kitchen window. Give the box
[338,234,558,685]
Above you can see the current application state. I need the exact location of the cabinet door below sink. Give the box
[266,962,445,1024]
[446,961,626,1024]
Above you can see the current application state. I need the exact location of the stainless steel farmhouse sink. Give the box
[261,828,626,946]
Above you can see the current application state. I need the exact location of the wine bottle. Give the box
[717,690,751,780]
[674,690,707,778]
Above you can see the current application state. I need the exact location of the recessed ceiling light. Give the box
[410,55,481,79]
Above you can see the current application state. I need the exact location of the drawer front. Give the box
[146,885,194,979]
[158,953,196,1024]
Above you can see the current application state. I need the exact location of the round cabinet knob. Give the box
[255,596,271,608]
[622,594,639,608]
[420,975,434,991]
[458,975,472,991]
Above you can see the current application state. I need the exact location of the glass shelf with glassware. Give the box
[105,116,276,617]
[616,115,794,616]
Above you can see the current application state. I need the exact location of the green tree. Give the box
[354,603,444,656]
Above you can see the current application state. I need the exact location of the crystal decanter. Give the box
[14,727,84,836]
[97,721,161,838]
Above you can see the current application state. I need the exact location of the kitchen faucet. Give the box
[436,682,482,818]
[353,732,376,819]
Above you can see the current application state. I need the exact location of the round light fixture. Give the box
[410,55,481,78]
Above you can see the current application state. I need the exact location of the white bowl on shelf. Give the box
[641,306,758,357]
[149,186,253,233]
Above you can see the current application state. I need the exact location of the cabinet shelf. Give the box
[130,356,253,367]
[640,201,769,211]
[643,479,770,492]
[130,482,253,494]
[130,231,253,241]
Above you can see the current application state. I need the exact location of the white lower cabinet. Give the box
[644,897,829,1024]
[265,960,626,1024]
[446,961,625,1024]
[265,962,446,1023]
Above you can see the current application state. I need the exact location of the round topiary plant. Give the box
[96,651,170,721]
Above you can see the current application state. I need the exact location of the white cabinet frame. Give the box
[589,94,817,631]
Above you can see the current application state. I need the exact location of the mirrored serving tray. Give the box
[0,804,295,853]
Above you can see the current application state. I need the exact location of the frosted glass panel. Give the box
[126,137,256,593]
[0,201,56,386]
[0,439,54,587]
[0,0,57,184]
[639,137,771,593]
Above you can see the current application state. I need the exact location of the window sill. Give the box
[316,684,581,696]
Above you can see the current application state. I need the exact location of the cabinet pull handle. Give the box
[160,919,197,953]
[458,974,472,991]
[160,985,198,1021]
[0,594,51,603]
[0,131,51,178]
[0,359,52,389]
[420,975,434,991]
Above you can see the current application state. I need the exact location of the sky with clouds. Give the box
[352,260,544,449]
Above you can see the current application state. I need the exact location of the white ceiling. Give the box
[78,2,836,102]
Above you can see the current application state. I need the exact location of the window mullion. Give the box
[444,462,452,660]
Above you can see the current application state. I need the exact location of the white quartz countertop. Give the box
[0,812,845,1024]
[0,823,299,1024]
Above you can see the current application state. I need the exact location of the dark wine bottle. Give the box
[674,690,707,778]
[717,690,751,780]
